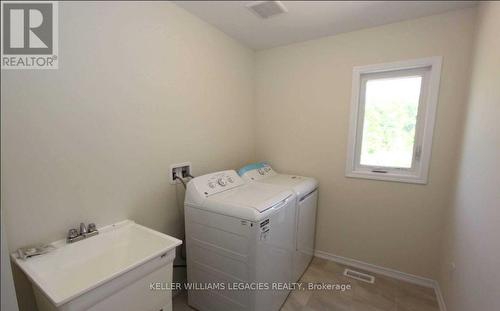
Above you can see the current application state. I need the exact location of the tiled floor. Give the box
[172,257,440,311]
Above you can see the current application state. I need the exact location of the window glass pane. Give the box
[360,76,422,168]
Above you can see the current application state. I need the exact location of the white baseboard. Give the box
[314,250,435,287]
[313,250,447,311]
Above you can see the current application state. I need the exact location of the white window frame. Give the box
[345,57,442,184]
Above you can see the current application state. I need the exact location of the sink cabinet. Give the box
[13,220,181,311]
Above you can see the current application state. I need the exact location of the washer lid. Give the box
[185,170,295,220]
[190,183,294,221]
[258,174,318,200]
[239,163,318,199]
[209,182,292,213]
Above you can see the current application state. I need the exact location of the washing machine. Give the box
[184,170,296,311]
[238,163,319,282]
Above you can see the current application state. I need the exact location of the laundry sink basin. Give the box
[12,220,182,311]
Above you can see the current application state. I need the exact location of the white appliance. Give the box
[238,163,319,282]
[184,170,296,311]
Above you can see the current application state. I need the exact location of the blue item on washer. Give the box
[238,162,268,176]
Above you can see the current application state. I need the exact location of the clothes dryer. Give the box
[239,163,318,282]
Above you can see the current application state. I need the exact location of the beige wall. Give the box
[438,2,500,310]
[3,2,497,310]
[1,2,255,310]
[255,8,476,279]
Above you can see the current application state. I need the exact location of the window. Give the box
[346,57,442,184]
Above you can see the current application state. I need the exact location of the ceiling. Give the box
[174,1,477,50]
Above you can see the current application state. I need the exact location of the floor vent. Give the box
[343,268,375,284]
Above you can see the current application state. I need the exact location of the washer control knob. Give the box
[258,168,265,175]
[208,182,216,188]
[264,167,271,172]
[217,178,227,186]
[227,177,234,183]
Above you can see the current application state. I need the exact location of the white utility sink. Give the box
[12,220,182,311]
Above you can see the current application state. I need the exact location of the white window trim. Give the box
[345,57,442,184]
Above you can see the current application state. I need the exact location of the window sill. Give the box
[345,170,428,184]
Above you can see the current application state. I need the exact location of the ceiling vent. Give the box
[246,1,288,19]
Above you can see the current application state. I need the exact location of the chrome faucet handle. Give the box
[67,228,78,239]
[79,222,87,235]
[87,223,97,233]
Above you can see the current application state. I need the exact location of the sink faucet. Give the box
[79,223,87,235]
[67,222,99,243]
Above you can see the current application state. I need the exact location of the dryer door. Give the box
[293,189,318,281]
[254,197,295,311]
